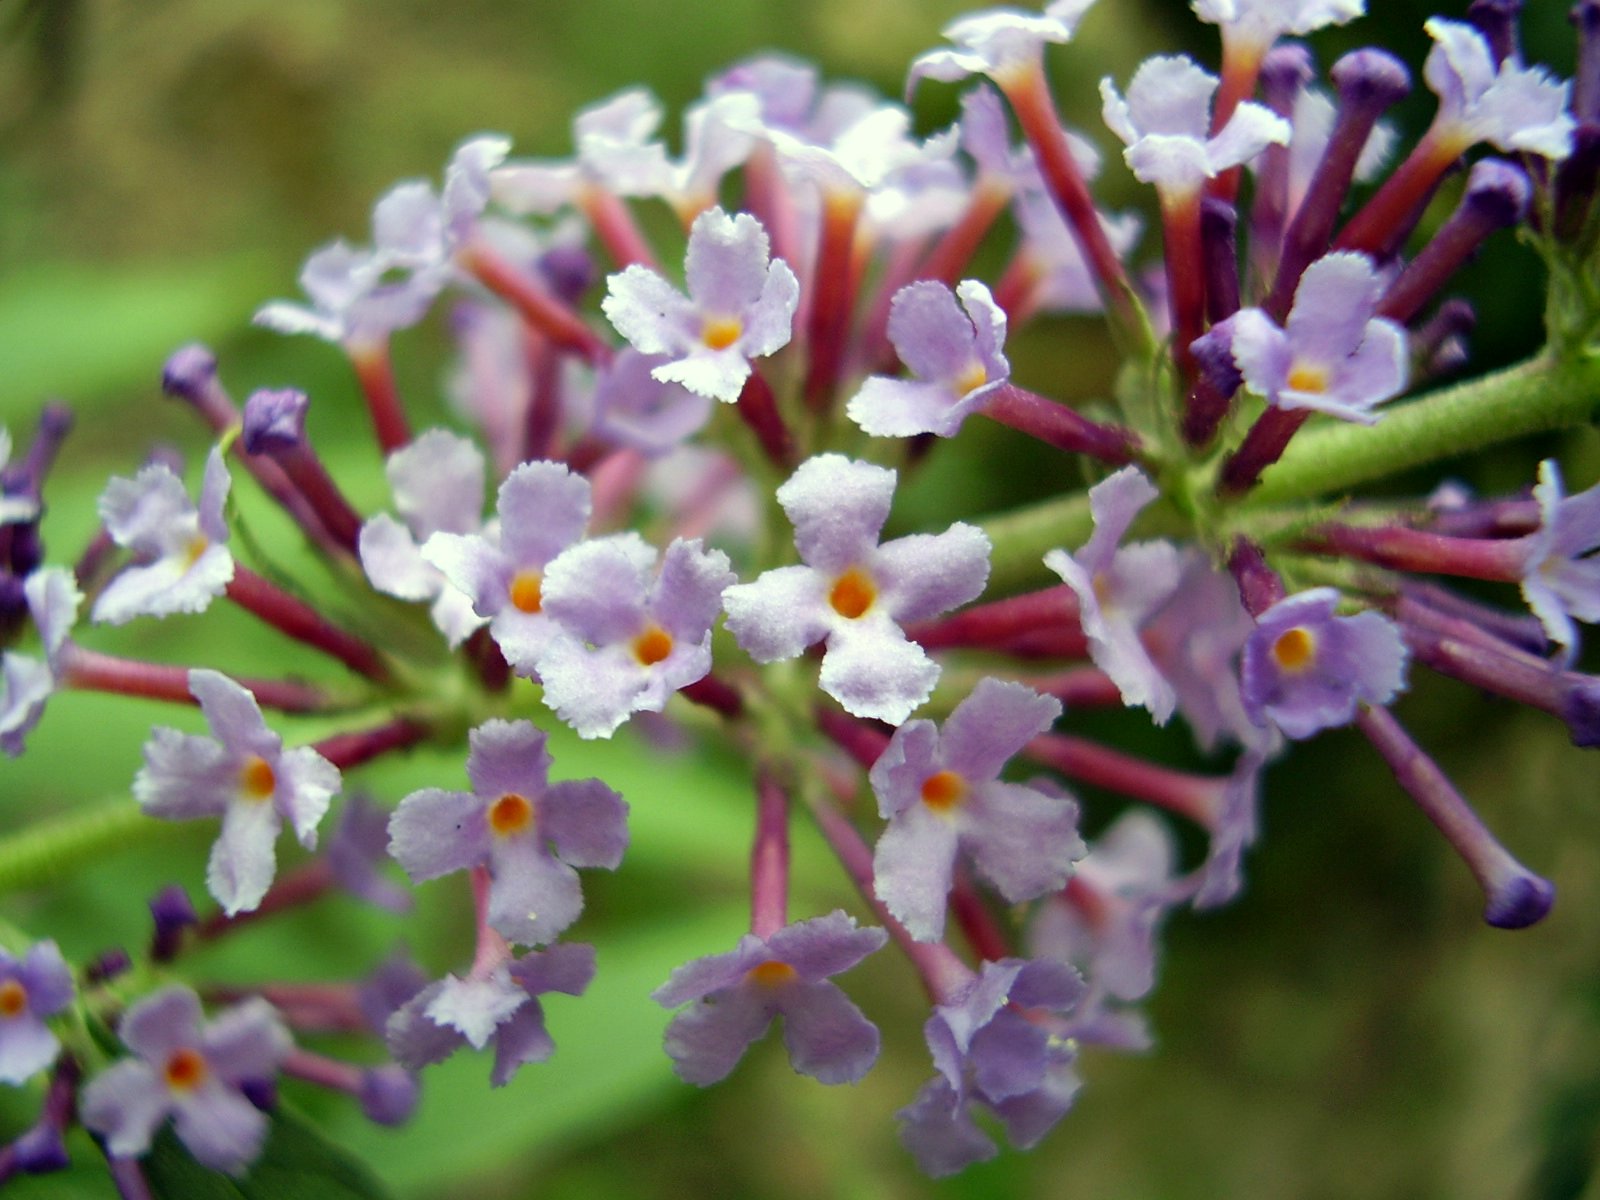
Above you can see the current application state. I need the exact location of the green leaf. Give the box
[142,1109,392,1200]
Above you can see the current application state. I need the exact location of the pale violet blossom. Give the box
[1423,18,1574,160]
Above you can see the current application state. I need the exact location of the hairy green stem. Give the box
[1249,351,1600,505]
[0,802,194,896]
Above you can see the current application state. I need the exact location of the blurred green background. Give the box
[2,1,1599,1197]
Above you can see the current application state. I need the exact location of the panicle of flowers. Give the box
[5,0,1600,1187]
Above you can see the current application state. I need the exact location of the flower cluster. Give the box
[2,0,1599,1191]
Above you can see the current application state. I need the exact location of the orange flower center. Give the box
[1286,362,1329,394]
[489,793,534,838]
[955,361,988,396]
[183,534,211,569]
[920,770,967,813]
[0,980,27,1019]
[1270,626,1318,673]
[509,570,543,614]
[238,755,277,802]
[163,1047,209,1093]
[745,960,797,987]
[633,625,674,666]
[829,567,877,620]
[701,316,744,351]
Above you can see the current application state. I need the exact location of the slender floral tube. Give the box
[346,336,412,454]
[750,771,790,939]
[225,566,392,682]
[59,645,328,713]
[460,239,613,363]
[1025,734,1224,828]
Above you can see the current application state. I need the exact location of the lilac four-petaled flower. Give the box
[0,567,81,758]
[651,911,888,1086]
[0,941,73,1085]
[1222,251,1407,424]
[134,670,341,915]
[80,986,291,1177]
[898,957,1085,1178]
[387,719,628,946]
[386,943,596,1087]
[1423,18,1574,161]
[92,447,234,625]
[871,678,1083,941]
[1239,587,1408,739]
[722,454,991,724]
[1043,466,1182,723]
[846,280,1010,438]
[536,534,735,739]
[602,206,799,403]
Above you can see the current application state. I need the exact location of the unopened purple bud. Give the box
[1201,199,1240,322]
[1331,47,1412,110]
[84,948,132,985]
[1379,159,1529,325]
[538,244,597,306]
[1483,871,1555,929]
[148,884,197,962]
[5,404,73,495]
[1555,124,1600,237]
[1411,299,1477,367]
[161,344,220,402]
[1574,2,1600,123]
[1560,678,1600,747]
[1190,320,1243,398]
[1260,43,1315,111]
[1467,0,1523,67]
[359,1065,419,1126]
[239,1077,278,1111]
[242,389,310,455]
[10,1124,68,1174]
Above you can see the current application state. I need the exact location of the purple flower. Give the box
[1224,252,1407,424]
[80,987,291,1176]
[133,670,341,915]
[0,567,81,758]
[421,460,592,674]
[1141,552,1256,752]
[908,2,1097,92]
[0,941,73,1085]
[387,719,627,946]
[870,679,1083,941]
[386,943,596,1087]
[535,534,735,739]
[92,447,233,625]
[651,911,887,1086]
[359,429,488,647]
[0,429,40,526]
[722,455,991,724]
[1423,18,1574,160]
[898,957,1085,1177]
[1520,460,1600,662]
[490,89,673,212]
[602,206,799,403]
[1192,0,1363,53]
[846,280,1010,438]
[1188,737,1276,909]
[589,349,715,456]
[1101,54,1290,196]
[1240,588,1408,739]
[326,794,412,913]
[1043,467,1183,723]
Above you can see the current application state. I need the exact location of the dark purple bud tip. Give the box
[1467,0,1522,67]
[241,388,310,455]
[240,1078,278,1111]
[1462,158,1532,227]
[84,948,133,985]
[1484,871,1555,929]
[1560,678,1600,748]
[10,1125,69,1175]
[1191,321,1243,398]
[148,884,197,962]
[37,403,73,445]
[161,344,219,402]
[539,244,598,306]
[1260,43,1315,103]
[359,1066,420,1127]
[1331,48,1412,108]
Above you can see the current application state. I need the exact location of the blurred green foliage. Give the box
[2,2,1599,1198]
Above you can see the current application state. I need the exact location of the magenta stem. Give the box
[1334,125,1462,255]
[750,771,790,939]
[60,645,328,712]
[579,184,660,270]
[283,1047,365,1095]
[1159,189,1206,386]
[225,566,391,682]
[348,338,412,455]
[982,383,1140,464]
[463,240,612,364]
[313,717,429,771]
[1305,522,1530,582]
[1217,405,1311,497]
[735,369,795,467]
[907,584,1081,652]
[1025,733,1223,828]
[802,189,864,412]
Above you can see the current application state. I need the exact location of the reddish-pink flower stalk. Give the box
[460,240,613,364]
[735,368,795,467]
[59,646,326,713]
[347,338,412,455]
[750,771,790,940]
[1017,666,1125,709]
[949,866,1013,963]
[678,673,744,718]
[520,328,565,463]
[983,383,1142,464]
[815,706,890,771]
[224,567,391,683]
[1217,406,1312,497]
[1334,128,1463,256]
[578,182,660,270]
[1160,190,1207,387]
[1305,522,1530,581]
[314,717,430,772]
[195,859,337,942]
[1025,734,1223,828]
[803,189,865,412]
[1206,37,1271,204]
[204,985,367,1035]
[907,584,1082,653]
[1000,65,1141,341]
[248,430,366,556]
[283,1047,368,1092]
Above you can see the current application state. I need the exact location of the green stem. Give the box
[979,490,1093,594]
[0,802,192,896]
[1247,351,1600,505]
